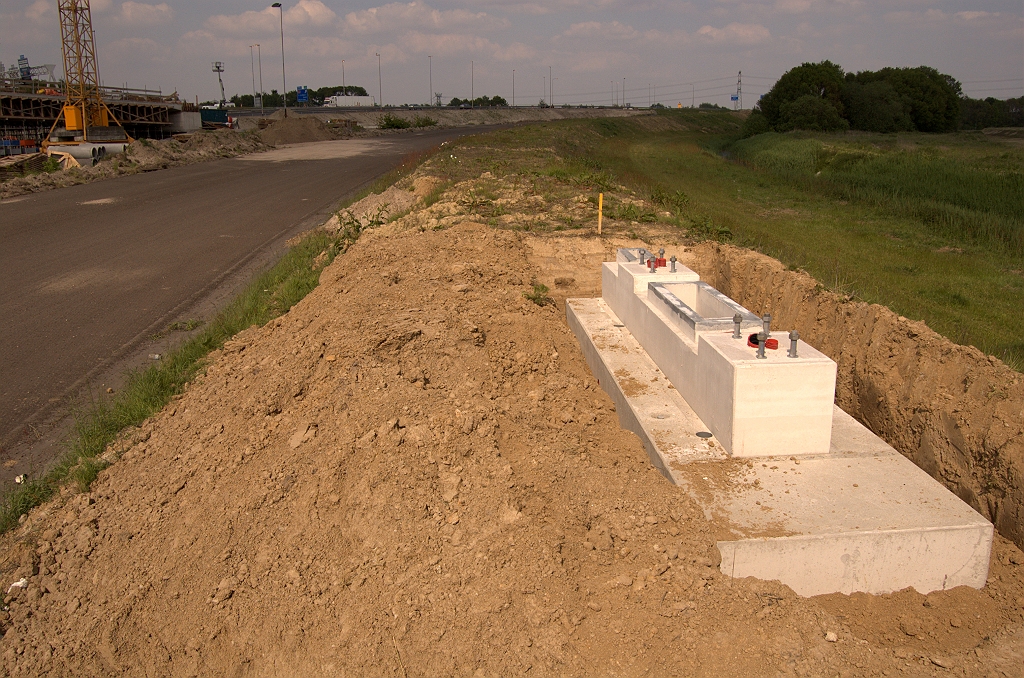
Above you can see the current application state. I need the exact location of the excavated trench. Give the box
[687,242,1024,551]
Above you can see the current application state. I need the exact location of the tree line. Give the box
[227,85,370,108]
[447,95,509,107]
[744,61,1022,136]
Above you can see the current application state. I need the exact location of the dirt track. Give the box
[2,158,1023,676]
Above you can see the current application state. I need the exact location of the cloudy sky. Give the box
[2,0,1021,106]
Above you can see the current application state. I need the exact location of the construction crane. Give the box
[212,61,226,108]
[45,0,129,147]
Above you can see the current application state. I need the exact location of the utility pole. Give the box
[272,3,286,116]
[512,69,515,107]
[542,76,545,105]
[250,47,256,108]
[549,65,552,106]
[471,60,474,107]
[376,52,382,107]
[623,77,626,107]
[341,59,345,95]
[691,83,694,108]
[737,70,743,110]
[428,55,432,106]
[256,43,263,113]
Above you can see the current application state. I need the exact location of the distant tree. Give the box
[777,95,849,132]
[312,85,368,104]
[960,96,1024,129]
[698,102,730,110]
[852,66,960,132]
[841,80,913,133]
[758,61,845,130]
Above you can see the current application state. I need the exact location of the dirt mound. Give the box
[0,131,270,201]
[687,242,1024,552]
[260,115,337,146]
[2,188,1024,675]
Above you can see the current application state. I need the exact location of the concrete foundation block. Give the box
[567,297,993,596]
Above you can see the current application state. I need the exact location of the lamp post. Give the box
[271,3,286,116]
[376,52,382,107]
[256,43,264,114]
[549,65,552,106]
[512,69,515,107]
[341,59,345,95]
[428,55,432,106]
[471,60,474,108]
[250,45,257,109]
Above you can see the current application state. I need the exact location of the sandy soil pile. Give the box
[2,168,1024,675]
[260,116,340,146]
[689,243,1024,552]
[0,131,270,201]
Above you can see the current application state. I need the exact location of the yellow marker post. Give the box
[598,192,603,235]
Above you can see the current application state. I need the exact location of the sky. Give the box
[2,0,1022,106]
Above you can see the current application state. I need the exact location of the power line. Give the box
[961,77,1024,84]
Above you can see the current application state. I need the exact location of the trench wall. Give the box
[689,243,1024,551]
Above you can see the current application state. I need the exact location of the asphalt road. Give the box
[0,126,478,472]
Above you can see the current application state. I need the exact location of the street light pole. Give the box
[250,45,257,109]
[376,52,382,107]
[271,3,286,116]
[428,55,432,106]
[549,65,552,106]
[341,59,345,95]
[256,43,264,114]
[512,69,515,107]
[471,60,474,108]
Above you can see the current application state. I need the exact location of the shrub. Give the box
[413,115,438,128]
[741,111,772,138]
[378,113,411,129]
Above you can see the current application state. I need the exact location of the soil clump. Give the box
[259,115,340,146]
[0,130,270,201]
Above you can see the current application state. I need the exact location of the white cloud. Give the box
[24,0,52,23]
[343,2,504,34]
[206,0,337,36]
[117,2,173,26]
[562,21,640,41]
[696,23,770,44]
[955,11,993,21]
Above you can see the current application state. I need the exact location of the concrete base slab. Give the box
[567,297,993,596]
